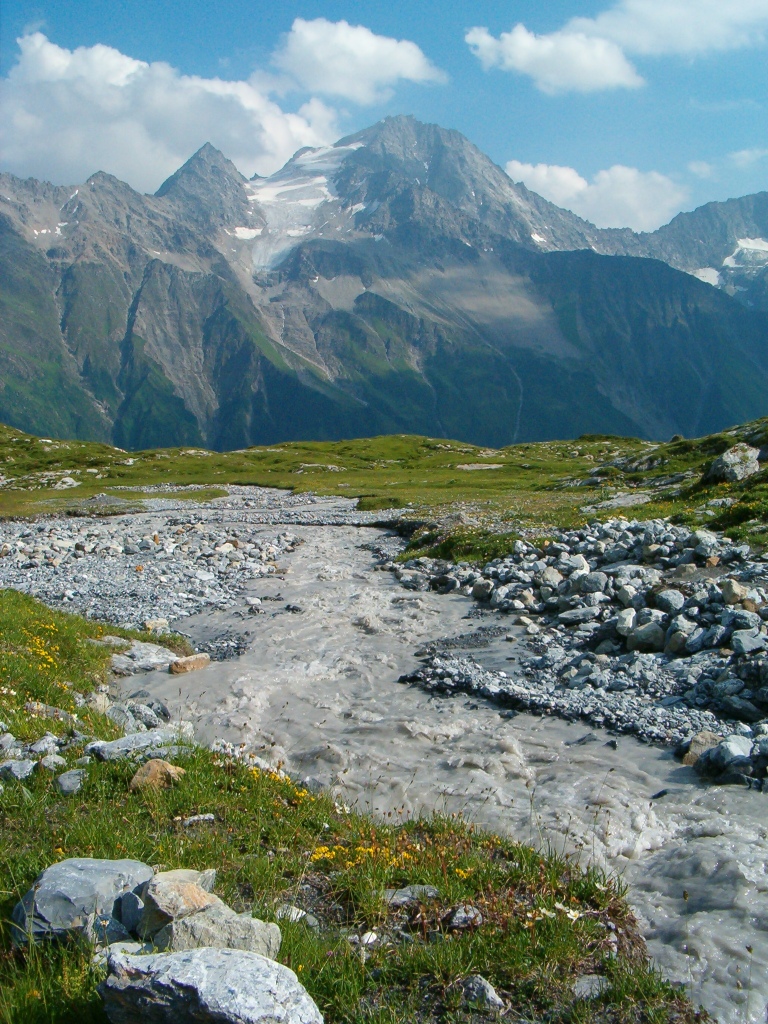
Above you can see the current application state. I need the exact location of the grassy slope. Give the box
[1,417,768,554]
[0,592,698,1024]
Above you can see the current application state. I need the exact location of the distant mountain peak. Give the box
[155,143,246,199]
[154,142,252,230]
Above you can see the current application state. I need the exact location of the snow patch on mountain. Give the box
[722,237,768,269]
[244,142,365,269]
[693,267,720,286]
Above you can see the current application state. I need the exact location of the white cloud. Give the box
[505,161,589,208]
[465,25,642,94]
[729,147,768,169]
[469,0,768,93]
[568,0,768,56]
[273,17,446,104]
[0,33,340,191]
[687,161,714,179]
[506,159,689,231]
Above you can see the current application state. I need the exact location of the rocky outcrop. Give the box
[13,855,282,966]
[153,902,281,958]
[706,444,762,483]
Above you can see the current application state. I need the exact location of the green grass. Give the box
[0,593,700,1024]
[1,413,768,585]
[2,416,768,557]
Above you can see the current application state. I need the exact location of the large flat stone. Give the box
[111,642,179,676]
[86,725,194,762]
[0,759,35,781]
[731,628,767,656]
[558,607,600,625]
[100,948,323,1024]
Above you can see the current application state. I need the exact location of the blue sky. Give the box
[1,0,766,230]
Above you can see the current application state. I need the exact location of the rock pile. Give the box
[11,855,315,1024]
[0,509,301,629]
[394,517,768,789]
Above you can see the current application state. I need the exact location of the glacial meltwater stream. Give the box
[127,517,768,1024]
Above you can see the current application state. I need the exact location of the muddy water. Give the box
[130,522,768,1024]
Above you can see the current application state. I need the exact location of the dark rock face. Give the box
[2,115,768,448]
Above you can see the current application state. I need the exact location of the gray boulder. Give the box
[538,566,563,588]
[471,579,494,601]
[697,735,753,776]
[462,975,504,1009]
[0,759,35,781]
[86,724,194,762]
[107,705,142,734]
[580,572,608,594]
[626,621,666,652]
[445,904,483,929]
[384,884,440,908]
[30,733,60,756]
[110,641,179,676]
[558,607,600,625]
[616,608,636,636]
[55,769,86,795]
[706,444,761,483]
[100,948,323,1024]
[731,628,767,656]
[12,857,153,945]
[563,554,590,574]
[153,902,281,958]
[719,695,765,723]
[38,754,67,772]
[654,589,685,614]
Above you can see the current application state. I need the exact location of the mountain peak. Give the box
[154,143,252,229]
[155,144,245,199]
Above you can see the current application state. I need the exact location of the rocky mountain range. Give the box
[1,114,767,449]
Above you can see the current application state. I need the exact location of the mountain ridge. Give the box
[1,114,767,450]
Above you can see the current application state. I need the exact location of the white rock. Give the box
[100,948,323,1024]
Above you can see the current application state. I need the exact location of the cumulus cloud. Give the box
[568,0,768,56]
[272,17,446,104]
[465,25,642,94]
[468,0,768,93]
[506,159,689,231]
[0,32,341,191]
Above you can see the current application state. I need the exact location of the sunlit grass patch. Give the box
[0,590,190,742]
